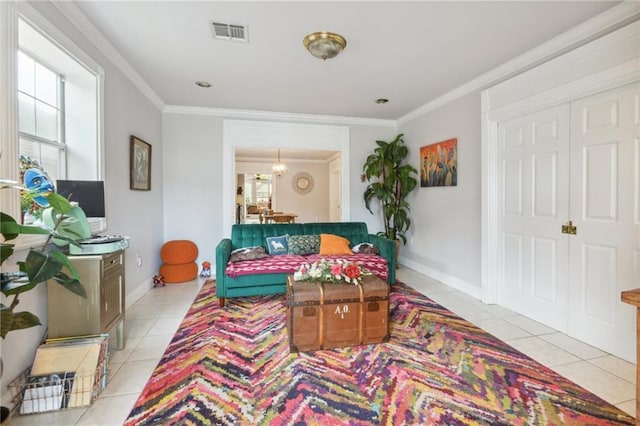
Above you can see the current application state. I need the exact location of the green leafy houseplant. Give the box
[362,134,418,245]
[1,182,87,339]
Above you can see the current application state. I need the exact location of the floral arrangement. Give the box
[294,259,368,285]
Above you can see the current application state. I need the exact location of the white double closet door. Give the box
[498,83,639,361]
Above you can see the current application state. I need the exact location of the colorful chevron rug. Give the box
[125,280,634,425]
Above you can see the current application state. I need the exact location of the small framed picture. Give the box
[130,135,151,191]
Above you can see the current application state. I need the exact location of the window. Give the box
[18,50,66,183]
[0,3,106,240]
[244,174,272,206]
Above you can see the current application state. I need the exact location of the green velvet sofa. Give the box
[215,222,396,307]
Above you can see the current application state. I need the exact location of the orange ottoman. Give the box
[160,240,198,283]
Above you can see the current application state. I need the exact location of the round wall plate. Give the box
[292,172,314,194]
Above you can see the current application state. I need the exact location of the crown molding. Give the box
[397,0,640,126]
[51,1,165,111]
[163,105,397,128]
[236,156,332,165]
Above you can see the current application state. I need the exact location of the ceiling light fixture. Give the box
[195,81,211,88]
[272,149,287,177]
[303,31,346,60]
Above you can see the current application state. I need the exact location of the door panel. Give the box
[503,232,523,292]
[532,236,557,303]
[503,158,523,215]
[498,104,571,330]
[583,142,617,221]
[532,153,558,217]
[581,243,616,323]
[569,84,639,362]
[329,158,341,222]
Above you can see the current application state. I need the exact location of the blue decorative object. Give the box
[24,168,54,207]
[265,235,288,256]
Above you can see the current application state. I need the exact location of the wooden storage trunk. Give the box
[286,274,390,352]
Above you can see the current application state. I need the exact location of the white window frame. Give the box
[1,2,106,249]
[18,50,67,182]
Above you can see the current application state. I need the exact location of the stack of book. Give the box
[19,334,108,414]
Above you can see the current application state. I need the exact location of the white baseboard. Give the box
[400,258,483,301]
[125,277,154,310]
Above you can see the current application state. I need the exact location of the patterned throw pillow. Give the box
[266,235,289,256]
[229,246,269,262]
[352,242,379,255]
[287,235,320,255]
[319,233,353,256]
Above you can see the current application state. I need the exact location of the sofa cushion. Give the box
[352,242,379,255]
[266,235,288,255]
[319,234,353,256]
[287,234,320,255]
[229,246,269,262]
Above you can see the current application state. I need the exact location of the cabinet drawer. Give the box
[103,251,123,276]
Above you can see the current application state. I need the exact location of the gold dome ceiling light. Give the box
[303,31,347,60]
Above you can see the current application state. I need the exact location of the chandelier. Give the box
[272,149,287,177]
[303,31,347,60]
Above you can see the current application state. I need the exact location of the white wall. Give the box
[162,114,224,268]
[273,161,330,223]
[398,92,483,297]
[1,2,164,405]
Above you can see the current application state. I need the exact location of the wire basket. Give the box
[8,353,108,415]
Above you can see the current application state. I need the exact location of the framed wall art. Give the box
[130,135,152,191]
[420,138,457,187]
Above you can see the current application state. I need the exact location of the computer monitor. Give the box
[55,180,106,218]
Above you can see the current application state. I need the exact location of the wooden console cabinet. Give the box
[621,289,640,424]
[47,250,125,349]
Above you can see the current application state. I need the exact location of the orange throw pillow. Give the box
[319,234,353,256]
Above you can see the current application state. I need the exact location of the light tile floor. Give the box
[10,266,636,425]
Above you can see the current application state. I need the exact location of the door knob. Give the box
[562,220,577,235]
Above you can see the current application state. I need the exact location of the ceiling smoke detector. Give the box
[210,21,248,42]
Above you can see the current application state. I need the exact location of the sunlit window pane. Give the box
[18,51,35,96]
[19,138,39,160]
[19,139,63,184]
[245,182,253,203]
[35,100,58,141]
[40,144,62,182]
[35,62,57,106]
[256,181,271,204]
[18,93,35,134]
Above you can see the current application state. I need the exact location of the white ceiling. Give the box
[71,1,621,121]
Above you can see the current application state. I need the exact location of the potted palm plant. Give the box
[362,134,418,248]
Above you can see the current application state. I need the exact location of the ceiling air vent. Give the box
[210,21,248,42]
